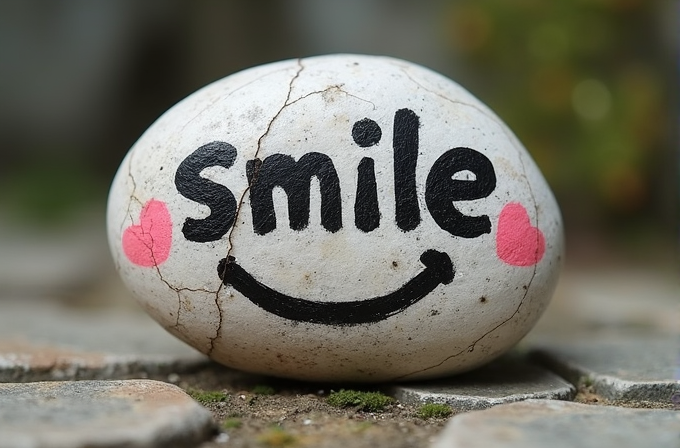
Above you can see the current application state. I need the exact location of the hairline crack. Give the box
[207,58,305,356]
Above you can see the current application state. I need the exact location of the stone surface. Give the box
[0,379,216,448]
[107,53,563,382]
[391,355,574,411]
[0,212,109,295]
[432,399,680,448]
[531,334,680,403]
[531,267,679,336]
[0,300,208,381]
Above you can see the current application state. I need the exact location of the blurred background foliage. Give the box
[443,0,677,253]
[0,0,676,266]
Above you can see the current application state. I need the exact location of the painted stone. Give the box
[107,54,563,382]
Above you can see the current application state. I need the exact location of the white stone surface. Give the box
[432,399,680,448]
[0,380,215,448]
[107,54,563,381]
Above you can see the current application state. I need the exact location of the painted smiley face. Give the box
[121,110,544,325]
[108,55,562,381]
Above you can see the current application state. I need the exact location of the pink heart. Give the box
[122,199,172,267]
[496,202,545,267]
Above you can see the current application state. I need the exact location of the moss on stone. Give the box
[187,389,228,404]
[326,389,393,412]
[252,384,276,395]
[222,417,242,429]
[257,426,297,447]
[417,403,453,419]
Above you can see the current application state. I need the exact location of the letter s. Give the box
[175,141,237,243]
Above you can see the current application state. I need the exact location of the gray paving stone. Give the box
[0,379,216,448]
[0,300,208,381]
[432,399,680,448]
[390,356,575,411]
[531,268,679,335]
[531,334,680,403]
[0,213,109,295]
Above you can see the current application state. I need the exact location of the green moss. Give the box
[417,403,453,419]
[326,389,394,412]
[580,376,594,388]
[252,384,276,395]
[187,389,228,404]
[222,417,242,429]
[257,427,297,447]
[352,421,374,433]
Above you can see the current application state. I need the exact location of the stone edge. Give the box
[530,348,680,403]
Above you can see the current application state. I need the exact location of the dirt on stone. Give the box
[148,362,450,448]
[573,384,676,410]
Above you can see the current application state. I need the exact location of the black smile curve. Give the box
[217,249,454,326]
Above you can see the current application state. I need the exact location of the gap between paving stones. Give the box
[390,354,575,412]
[1,348,674,448]
[1,264,677,448]
[529,333,680,406]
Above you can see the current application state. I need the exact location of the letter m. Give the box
[246,152,342,235]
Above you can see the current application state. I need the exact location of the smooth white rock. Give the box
[107,54,563,381]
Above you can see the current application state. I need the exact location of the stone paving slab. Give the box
[531,268,679,335]
[0,214,108,295]
[390,355,575,411]
[531,334,680,403]
[0,379,216,448]
[0,300,209,381]
[432,399,680,448]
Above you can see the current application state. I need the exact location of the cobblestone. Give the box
[391,355,575,411]
[0,267,676,447]
[0,300,208,381]
[432,399,680,448]
[0,380,216,448]
[531,334,680,403]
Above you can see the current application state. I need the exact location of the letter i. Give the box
[393,108,420,231]
[352,118,382,232]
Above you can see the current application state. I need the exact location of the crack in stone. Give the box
[178,66,296,136]
[284,84,377,110]
[135,217,181,327]
[121,152,143,237]
[120,162,184,329]
[399,67,502,125]
[388,67,542,382]
[126,211,217,332]
[389,266,538,382]
[118,71,299,349]
[513,132,543,269]
[207,58,305,356]
[158,275,219,332]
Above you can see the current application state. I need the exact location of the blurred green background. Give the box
[0,0,677,297]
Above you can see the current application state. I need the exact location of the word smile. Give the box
[114,107,545,326]
[170,108,498,325]
[174,108,497,243]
